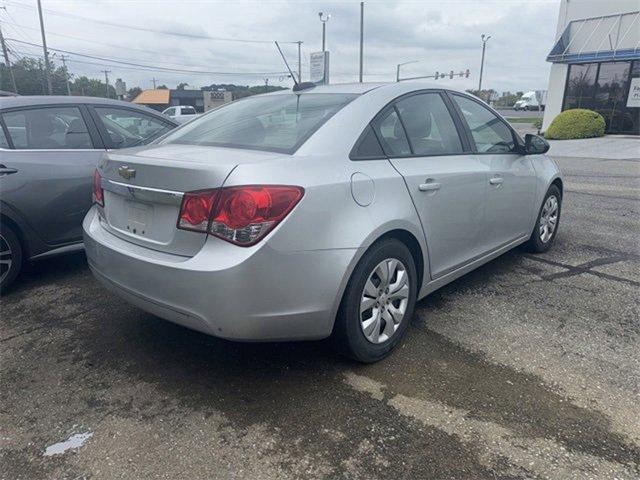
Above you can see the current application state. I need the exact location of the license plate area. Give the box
[125,201,153,237]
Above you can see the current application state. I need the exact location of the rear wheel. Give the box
[0,223,22,292]
[334,238,417,363]
[524,185,561,253]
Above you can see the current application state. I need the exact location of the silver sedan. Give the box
[83,82,562,362]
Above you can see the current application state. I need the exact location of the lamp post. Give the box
[319,12,331,52]
[478,34,491,95]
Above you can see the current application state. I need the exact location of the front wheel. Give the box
[524,185,561,253]
[334,238,417,363]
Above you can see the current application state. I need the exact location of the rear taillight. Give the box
[177,185,304,246]
[92,169,104,206]
[177,190,218,232]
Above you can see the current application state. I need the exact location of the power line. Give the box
[5,38,289,76]
[0,23,284,71]
[5,0,300,44]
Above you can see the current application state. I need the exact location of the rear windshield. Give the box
[160,93,358,154]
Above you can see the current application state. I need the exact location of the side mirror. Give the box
[524,133,550,155]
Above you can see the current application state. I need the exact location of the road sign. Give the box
[310,51,330,85]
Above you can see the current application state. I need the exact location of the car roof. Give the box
[265,81,469,96]
[0,95,177,121]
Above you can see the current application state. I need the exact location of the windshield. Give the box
[160,93,358,153]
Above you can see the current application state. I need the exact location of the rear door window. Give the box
[395,93,463,156]
[371,107,411,157]
[93,107,174,148]
[0,125,9,148]
[2,106,93,149]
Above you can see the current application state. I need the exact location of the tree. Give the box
[70,76,116,98]
[127,86,143,100]
[176,82,189,90]
[157,84,168,89]
[1,57,70,95]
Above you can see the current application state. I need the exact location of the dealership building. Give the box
[542,0,640,135]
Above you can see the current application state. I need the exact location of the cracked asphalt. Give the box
[1,152,639,479]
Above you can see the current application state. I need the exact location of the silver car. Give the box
[0,96,177,290]
[83,82,562,362]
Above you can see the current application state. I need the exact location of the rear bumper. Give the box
[83,207,358,341]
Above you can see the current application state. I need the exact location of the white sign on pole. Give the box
[626,77,640,108]
[310,51,330,85]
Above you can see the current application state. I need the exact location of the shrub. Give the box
[545,109,605,140]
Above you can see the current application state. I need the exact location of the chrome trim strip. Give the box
[103,179,184,205]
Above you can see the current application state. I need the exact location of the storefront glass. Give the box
[562,60,640,134]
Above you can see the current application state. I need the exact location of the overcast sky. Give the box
[2,0,561,93]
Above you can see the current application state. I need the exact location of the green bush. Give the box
[545,109,605,140]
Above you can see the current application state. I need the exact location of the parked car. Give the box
[84,82,562,362]
[0,96,178,290]
[514,90,547,111]
[162,105,199,124]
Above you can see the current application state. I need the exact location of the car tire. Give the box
[0,223,22,293]
[524,185,562,253]
[333,238,417,363]
[523,106,529,111]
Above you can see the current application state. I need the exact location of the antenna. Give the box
[274,41,298,85]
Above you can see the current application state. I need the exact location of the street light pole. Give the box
[359,2,364,83]
[478,33,491,94]
[319,12,330,52]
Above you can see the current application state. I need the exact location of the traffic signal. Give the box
[465,69,470,78]
[450,70,454,79]
[434,71,439,80]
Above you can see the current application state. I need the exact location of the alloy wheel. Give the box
[0,233,13,285]
[539,195,559,243]
[359,258,409,344]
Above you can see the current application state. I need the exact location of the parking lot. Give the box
[1,146,639,479]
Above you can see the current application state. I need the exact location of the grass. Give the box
[505,117,541,123]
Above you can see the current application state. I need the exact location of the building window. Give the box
[563,63,598,110]
[595,62,632,133]
[562,60,639,135]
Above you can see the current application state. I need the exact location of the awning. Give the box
[132,89,171,105]
[547,11,640,64]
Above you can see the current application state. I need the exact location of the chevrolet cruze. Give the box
[83,82,562,362]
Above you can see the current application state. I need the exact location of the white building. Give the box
[542,0,640,135]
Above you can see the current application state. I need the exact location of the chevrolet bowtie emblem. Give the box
[118,165,136,180]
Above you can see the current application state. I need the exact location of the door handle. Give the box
[0,165,18,176]
[489,176,504,186]
[419,180,441,192]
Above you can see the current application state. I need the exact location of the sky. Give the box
[1,0,562,93]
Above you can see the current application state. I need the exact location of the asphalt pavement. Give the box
[1,145,639,479]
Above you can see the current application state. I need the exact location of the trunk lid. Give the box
[99,144,282,256]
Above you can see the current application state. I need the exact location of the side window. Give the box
[165,108,175,116]
[0,125,9,148]
[351,125,385,159]
[2,106,93,150]
[451,95,516,153]
[182,106,195,115]
[94,107,174,148]
[396,93,463,155]
[371,107,411,157]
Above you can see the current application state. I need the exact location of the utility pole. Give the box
[319,12,330,52]
[359,2,364,83]
[297,41,302,83]
[478,33,491,95]
[152,77,157,88]
[101,69,111,98]
[59,54,71,95]
[37,0,53,94]
[0,18,18,93]
[38,59,46,94]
